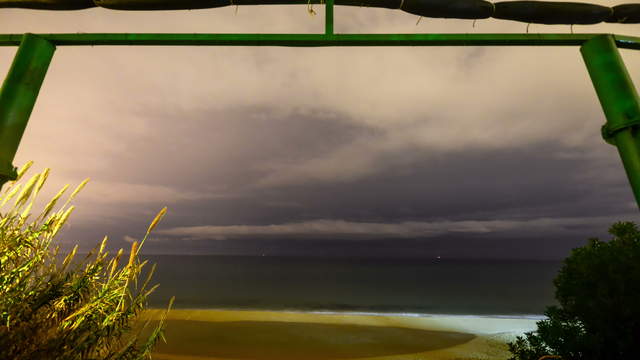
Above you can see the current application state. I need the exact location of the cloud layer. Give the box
[157,214,633,240]
[1,3,639,257]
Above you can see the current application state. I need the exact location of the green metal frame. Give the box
[1,33,640,48]
[1,3,640,210]
[0,33,54,185]
[581,35,640,209]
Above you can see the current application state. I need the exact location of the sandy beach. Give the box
[140,309,540,360]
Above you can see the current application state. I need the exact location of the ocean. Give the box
[142,255,562,318]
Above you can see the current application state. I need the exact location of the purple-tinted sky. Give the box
[1,2,639,258]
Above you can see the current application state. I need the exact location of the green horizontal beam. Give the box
[0,33,640,49]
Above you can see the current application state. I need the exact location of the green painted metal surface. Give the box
[325,0,334,36]
[581,35,640,210]
[1,33,640,48]
[0,34,55,187]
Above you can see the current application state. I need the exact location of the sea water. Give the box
[142,255,561,318]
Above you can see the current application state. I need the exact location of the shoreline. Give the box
[141,308,539,360]
[147,307,547,320]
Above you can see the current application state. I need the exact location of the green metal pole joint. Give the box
[0,33,55,187]
[581,35,640,146]
[581,34,640,210]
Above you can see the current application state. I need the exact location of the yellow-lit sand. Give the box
[140,309,539,360]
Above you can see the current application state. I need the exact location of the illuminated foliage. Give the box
[0,162,173,360]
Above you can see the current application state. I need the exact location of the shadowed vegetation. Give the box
[508,221,640,360]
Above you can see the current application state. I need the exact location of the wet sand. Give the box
[140,309,539,360]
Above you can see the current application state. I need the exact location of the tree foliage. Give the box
[0,161,173,360]
[508,221,640,360]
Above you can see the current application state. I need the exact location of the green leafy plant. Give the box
[0,161,174,360]
[508,221,640,360]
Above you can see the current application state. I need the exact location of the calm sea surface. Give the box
[140,256,561,317]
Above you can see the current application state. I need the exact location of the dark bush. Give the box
[508,221,640,360]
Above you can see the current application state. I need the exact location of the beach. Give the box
[141,309,540,360]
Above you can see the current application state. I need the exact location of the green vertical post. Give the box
[325,0,334,36]
[581,34,640,210]
[0,33,55,188]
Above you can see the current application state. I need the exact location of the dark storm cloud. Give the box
[98,105,381,189]
[151,137,635,240]
[68,124,637,258]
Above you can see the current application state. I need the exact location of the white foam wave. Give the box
[170,307,547,321]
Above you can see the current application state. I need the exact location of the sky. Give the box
[1,1,640,259]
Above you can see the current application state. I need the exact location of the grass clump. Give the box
[0,161,173,360]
